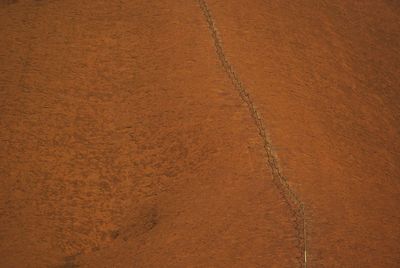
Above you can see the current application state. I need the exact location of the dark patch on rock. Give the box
[57,253,81,268]
[122,205,159,241]
[0,0,18,6]
[110,229,120,240]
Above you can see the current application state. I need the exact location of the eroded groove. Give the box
[196,1,308,267]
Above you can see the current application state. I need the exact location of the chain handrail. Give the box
[197,1,308,267]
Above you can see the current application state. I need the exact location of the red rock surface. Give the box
[1,0,399,267]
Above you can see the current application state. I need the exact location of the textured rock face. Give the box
[205,0,400,267]
[1,1,399,267]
